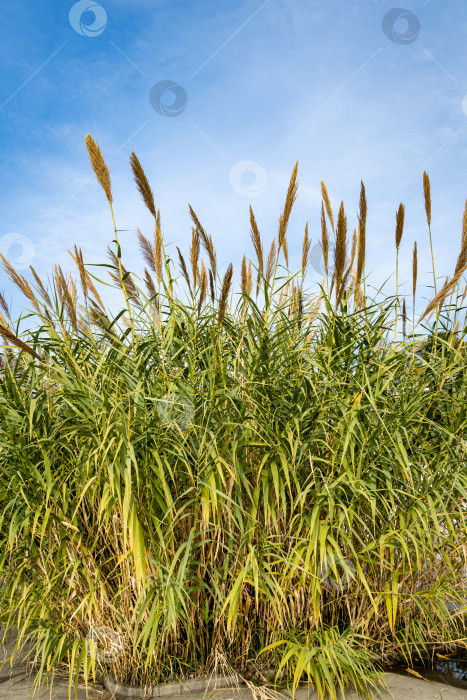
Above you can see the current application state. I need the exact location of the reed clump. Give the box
[0,140,466,700]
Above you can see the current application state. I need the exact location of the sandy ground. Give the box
[2,626,467,700]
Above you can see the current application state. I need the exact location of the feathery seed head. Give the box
[321,181,335,233]
[130,151,156,218]
[395,203,405,250]
[423,171,431,228]
[84,134,113,205]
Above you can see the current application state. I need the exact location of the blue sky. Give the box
[1,0,467,318]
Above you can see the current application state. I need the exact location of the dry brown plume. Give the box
[53,265,78,330]
[218,263,233,325]
[177,247,192,295]
[249,206,263,278]
[143,268,157,300]
[423,171,431,228]
[0,291,9,317]
[321,181,335,233]
[454,199,467,276]
[0,254,40,313]
[301,222,311,278]
[241,256,248,295]
[130,151,157,218]
[402,298,407,339]
[0,323,42,361]
[418,220,467,323]
[189,205,217,278]
[154,225,162,284]
[278,162,298,266]
[137,230,156,273]
[107,247,141,306]
[265,238,277,285]
[332,201,347,302]
[190,227,200,289]
[418,266,467,324]
[144,270,155,301]
[209,269,215,303]
[395,203,405,250]
[462,198,467,251]
[84,134,113,205]
[340,228,357,301]
[246,260,252,296]
[321,202,329,277]
[198,261,208,314]
[356,181,367,289]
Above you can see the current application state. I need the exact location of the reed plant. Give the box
[0,137,466,700]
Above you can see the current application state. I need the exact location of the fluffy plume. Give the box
[209,270,215,303]
[332,201,347,302]
[177,247,192,295]
[84,134,112,205]
[418,264,467,324]
[0,254,40,313]
[265,238,277,285]
[107,247,141,306]
[321,181,335,234]
[130,152,157,217]
[154,225,162,285]
[0,291,9,317]
[246,260,252,296]
[218,264,233,325]
[301,222,311,278]
[395,203,405,250]
[402,298,407,339]
[454,199,467,276]
[418,220,467,324]
[198,260,208,314]
[190,227,200,289]
[137,230,156,273]
[278,162,299,266]
[29,265,52,306]
[189,205,217,278]
[356,181,367,288]
[0,323,42,361]
[321,202,329,276]
[249,206,263,282]
[241,255,248,296]
[423,171,431,228]
[53,265,78,330]
[144,268,157,301]
[340,228,357,300]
